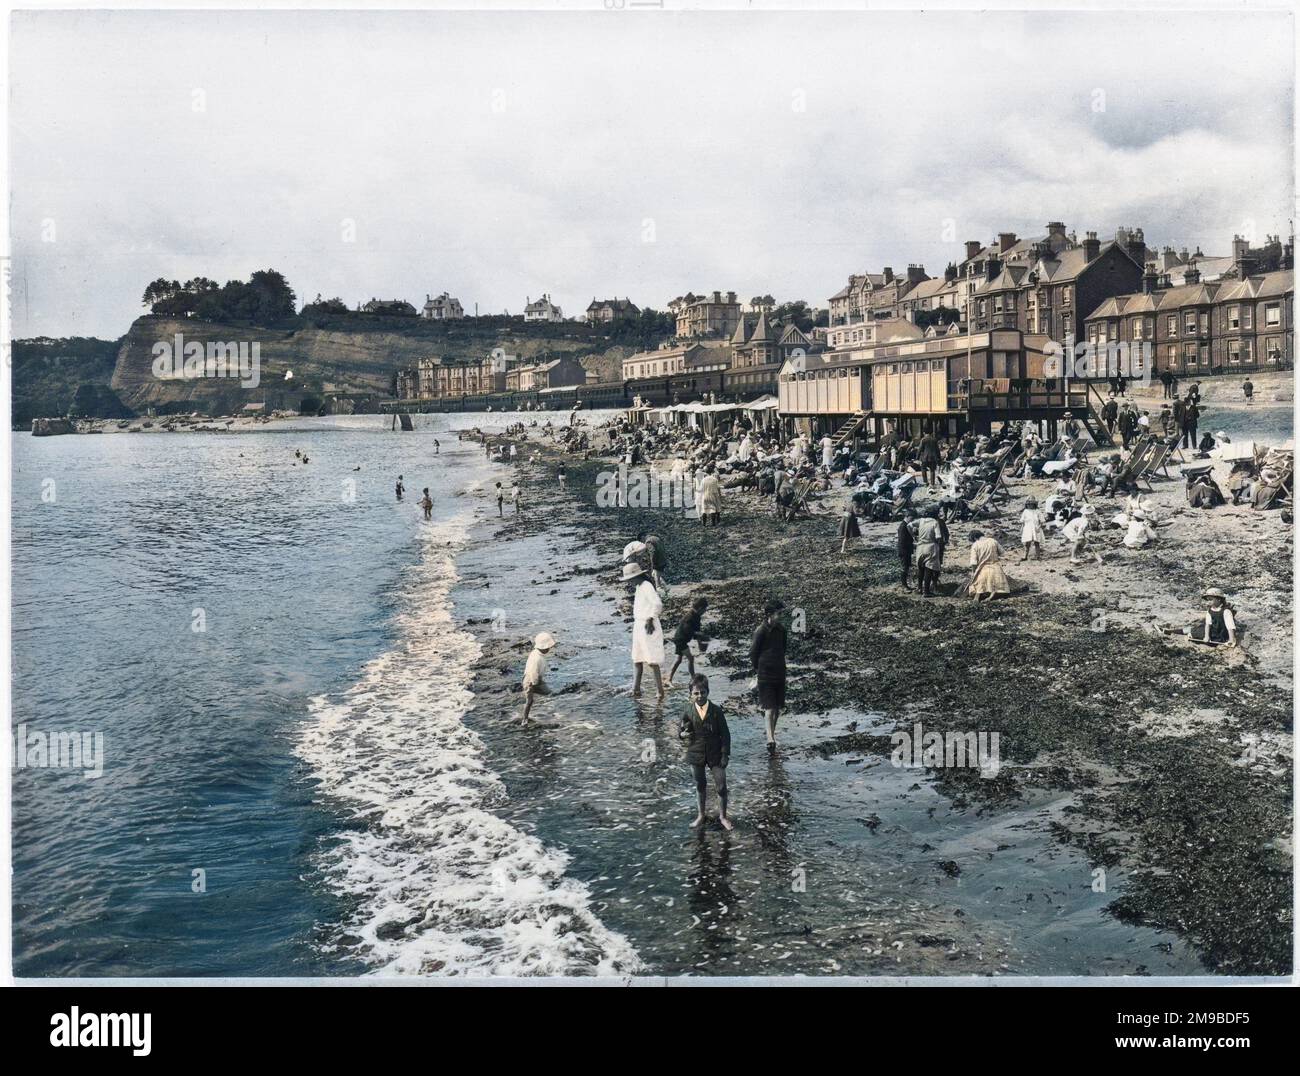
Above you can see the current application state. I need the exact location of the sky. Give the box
[8,6,1296,339]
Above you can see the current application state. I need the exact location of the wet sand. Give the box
[451,410,1292,976]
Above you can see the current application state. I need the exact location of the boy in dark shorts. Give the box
[677,674,732,830]
[667,596,708,685]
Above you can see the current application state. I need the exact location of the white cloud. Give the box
[9,7,1294,337]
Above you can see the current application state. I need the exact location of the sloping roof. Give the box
[749,312,776,344]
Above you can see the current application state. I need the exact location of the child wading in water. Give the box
[1020,496,1045,561]
[420,487,433,520]
[519,631,556,724]
[668,596,708,685]
[678,674,732,830]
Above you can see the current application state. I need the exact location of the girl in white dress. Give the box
[1019,497,1045,560]
[626,563,665,700]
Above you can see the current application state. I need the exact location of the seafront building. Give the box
[1084,266,1294,374]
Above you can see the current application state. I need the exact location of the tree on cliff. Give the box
[142,269,297,324]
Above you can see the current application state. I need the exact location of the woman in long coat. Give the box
[967,530,1011,600]
[627,562,665,700]
[697,467,723,526]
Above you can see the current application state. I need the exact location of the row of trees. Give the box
[141,270,297,324]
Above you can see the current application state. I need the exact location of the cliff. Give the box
[109,315,643,415]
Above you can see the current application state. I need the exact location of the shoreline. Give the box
[454,413,1292,975]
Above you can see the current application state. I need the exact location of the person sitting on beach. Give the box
[420,487,433,520]
[668,596,709,685]
[1186,473,1225,509]
[967,530,1011,601]
[678,674,732,831]
[1123,509,1157,549]
[1165,588,1239,648]
[1020,497,1045,560]
[520,631,557,725]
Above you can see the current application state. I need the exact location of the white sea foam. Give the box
[297,509,641,976]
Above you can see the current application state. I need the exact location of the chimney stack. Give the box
[907,264,926,283]
[964,240,982,261]
[1142,263,1158,294]
[944,262,958,283]
[985,256,1002,282]
[725,291,736,304]
[882,267,894,284]
[998,232,1018,253]
[712,290,721,303]
[1083,231,1101,262]
[1046,221,1067,239]
[1125,227,1146,266]
[1183,267,1201,285]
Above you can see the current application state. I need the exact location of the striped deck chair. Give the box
[963,482,1000,519]
[1135,442,1174,491]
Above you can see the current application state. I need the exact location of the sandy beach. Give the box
[457,389,1292,975]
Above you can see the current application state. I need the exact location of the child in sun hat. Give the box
[1019,496,1045,560]
[520,631,557,724]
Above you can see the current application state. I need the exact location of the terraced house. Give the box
[1084,262,1294,376]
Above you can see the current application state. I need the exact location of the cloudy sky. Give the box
[9,6,1295,339]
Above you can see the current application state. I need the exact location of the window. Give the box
[1167,315,1177,337]
[1200,312,1209,334]
[1108,323,1119,342]
[1062,288,1072,306]
[1184,343,1197,365]
[1243,306,1253,330]
[901,362,913,373]
[1146,318,1154,339]
[932,359,945,371]
[1266,303,1281,327]
[1266,337,1282,362]
[1228,341,1241,364]
[1227,305,1240,330]
[1131,320,1143,341]
[1185,312,1197,334]
[978,300,987,317]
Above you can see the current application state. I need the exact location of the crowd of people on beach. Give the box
[434,382,1289,832]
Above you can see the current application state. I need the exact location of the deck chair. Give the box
[782,478,815,520]
[1135,443,1174,491]
[963,482,1001,519]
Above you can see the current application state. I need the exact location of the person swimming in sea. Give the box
[395,475,405,501]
